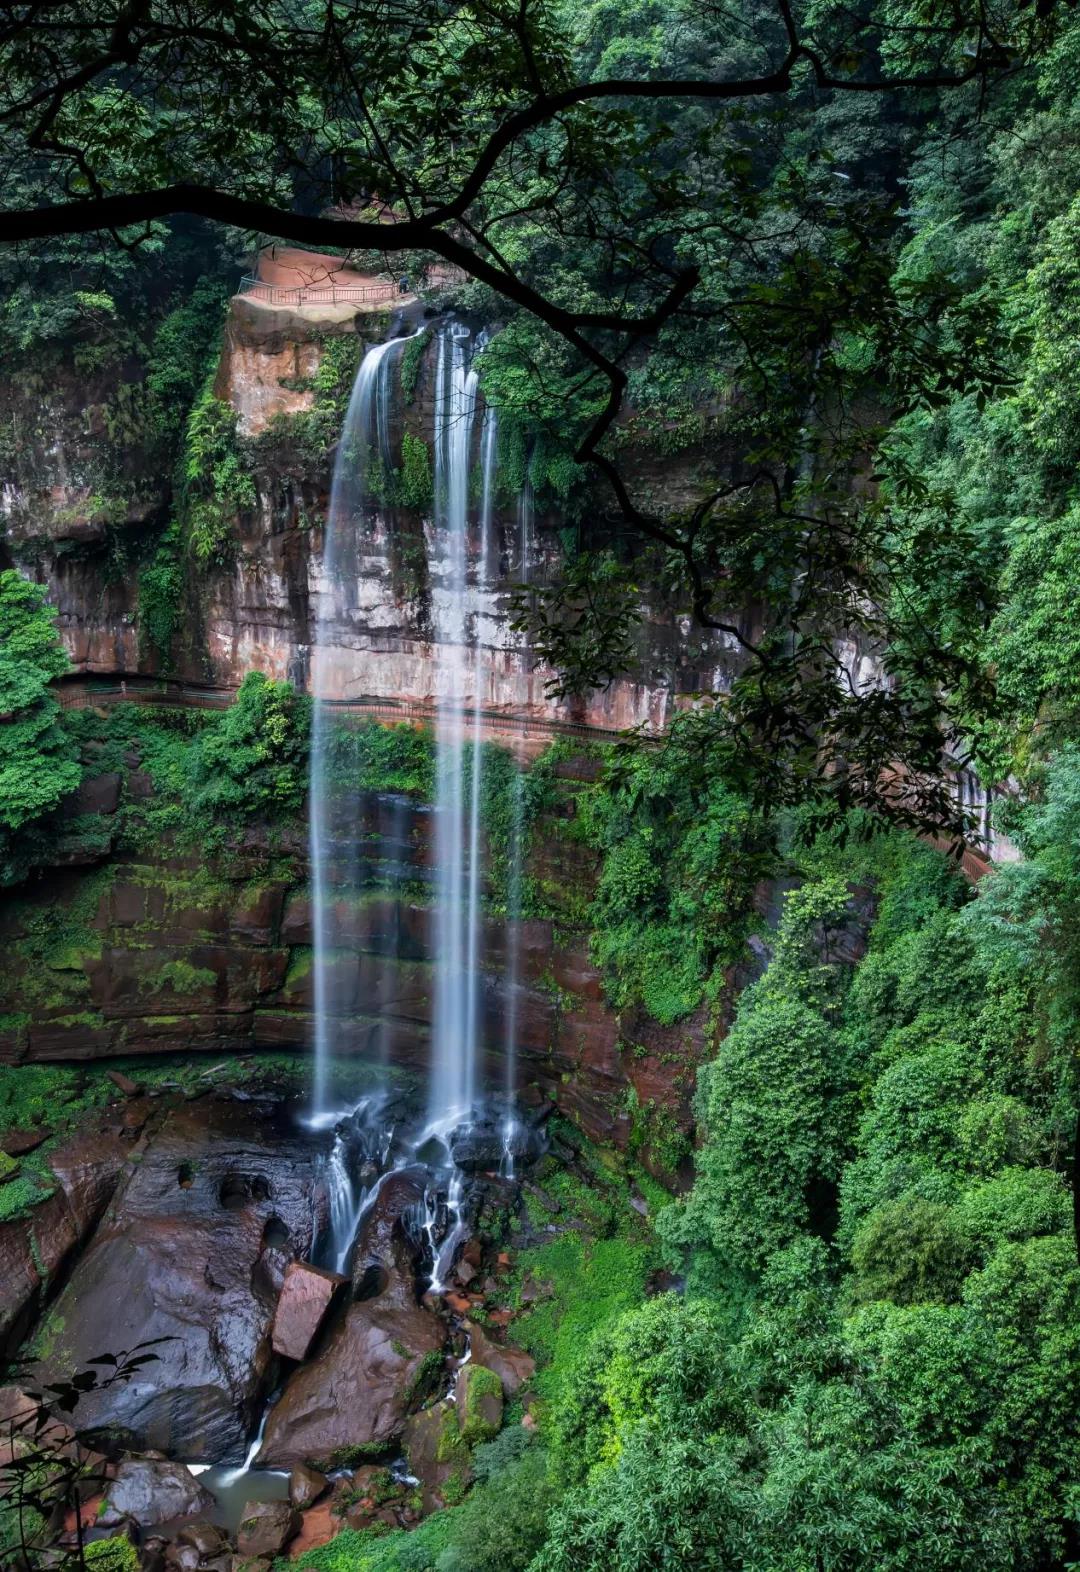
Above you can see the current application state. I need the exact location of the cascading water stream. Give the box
[309,328,418,1126]
[501,769,526,1176]
[517,478,534,584]
[307,319,534,1297]
[429,323,481,1128]
[464,405,498,1075]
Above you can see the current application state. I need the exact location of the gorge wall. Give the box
[2,287,747,728]
[0,728,708,1175]
[0,282,749,1167]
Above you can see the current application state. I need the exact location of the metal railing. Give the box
[238,274,402,307]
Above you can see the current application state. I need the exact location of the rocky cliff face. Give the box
[0,748,705,1172]
[0,286,729,1172]
[2,289,745,726]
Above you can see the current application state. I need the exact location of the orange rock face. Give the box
[272,1261,347,1362]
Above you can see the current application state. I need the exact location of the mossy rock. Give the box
[404,1401,473,1513]
[84,1538,140,1572]
[456,1363,503,1445]
[0,1150,19,1184]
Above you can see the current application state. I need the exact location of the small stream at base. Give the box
[187,1461,290,1537]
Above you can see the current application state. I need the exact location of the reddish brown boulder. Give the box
[0,1127,51,1156]
[287,1463,328,1509]
[236,1499,299,1558]
[107,1069,141,1096]
[258,1297,444,1467]
[287,1500,335,1560]
[34,1099,320,1460]
[272,1262,345,1362]
[467,1325,536,1397]
[402,1403,471,1514]
[0,1124,130,1360]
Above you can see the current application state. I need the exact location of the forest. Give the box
[1,0,1080,1568]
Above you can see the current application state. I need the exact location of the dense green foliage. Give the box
[0,572,82,885]
[529,810,1080,1570]
[11,3,1080,1569]
[0,0,1061,827]
[577,721,773,1023]
[184,672,310,826]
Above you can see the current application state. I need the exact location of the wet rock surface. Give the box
[271,1261,345,1361]
[34,1096,321,1460]
[236,1498,299,1557]
[287,1463,328,1509]
[466,1323,535,1397]
[0,1114,140,1359]
[99,1459,214,1528]
[257,1151,446,1466]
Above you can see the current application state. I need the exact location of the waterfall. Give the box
[307,318,533,1294]
[429,324,482,1127]
[502,769,526,1174]
[464,406,498,1086]
[309,329,414,1125]
[517,477,534,584]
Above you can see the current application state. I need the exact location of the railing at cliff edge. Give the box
[54,680,1014,871]
[238,275,402,307]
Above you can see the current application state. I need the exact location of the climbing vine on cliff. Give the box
[0,572,81,886]
[181,380,256,566]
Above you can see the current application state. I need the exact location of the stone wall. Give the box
[0,752,708,1169]
[2,289,749,726]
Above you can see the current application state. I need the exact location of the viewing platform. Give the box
[236,246,424,315]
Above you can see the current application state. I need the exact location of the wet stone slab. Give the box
[32,1093,323,1461]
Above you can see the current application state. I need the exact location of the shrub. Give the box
[849,1196,975,1304]
[184,672,310,828]
[0,572,81,884]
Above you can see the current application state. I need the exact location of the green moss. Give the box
[459,1364,503,1444]
[143,958,217,994]
[0,1150,18,1183]
[399,329,430,405]
[441,1467,470,1506]
[433,1405,469,1466]
[624,1087,691,1182]
[84,1536,140,1572]
[314,1442,389,1471]
[0,1173,53,1223]
[405,1346,445,1406]
[510,1143,657,1411]
[394,432,433,512]
[284,946,314,988]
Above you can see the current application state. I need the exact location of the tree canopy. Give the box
[1,0,1071,832]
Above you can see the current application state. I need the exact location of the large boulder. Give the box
[288,1463,328,1509]
[467,1323,535,1397]
[98,1460,213,1528]
[0,1122,131,1360]
[256,1159,442,1468]
[402,1402,471,1514]
[455,1364,503,1444]
[236,1499,299,1558]
[350,1166,426,1307]
[33,1097,320,1459]
[271,1261,345,1361]
[256,1295,444,1468]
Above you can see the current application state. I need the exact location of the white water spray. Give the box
[429,324,481,1127]
[309,330,417,1122]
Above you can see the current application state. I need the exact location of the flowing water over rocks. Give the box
[12,320,554,1566]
